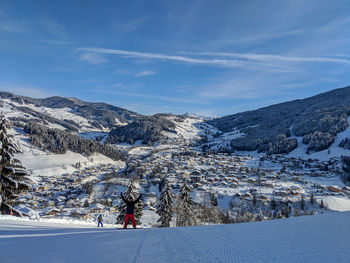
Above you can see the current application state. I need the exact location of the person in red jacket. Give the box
[120,193,142,229]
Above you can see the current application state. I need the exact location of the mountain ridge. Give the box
[207,85,350,154]
[2,85,350,155]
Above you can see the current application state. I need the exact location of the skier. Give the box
[120,193,142,229]
[97,214,103,227]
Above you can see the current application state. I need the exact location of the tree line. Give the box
[22,122,126,161]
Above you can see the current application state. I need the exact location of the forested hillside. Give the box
[207,86,350,154]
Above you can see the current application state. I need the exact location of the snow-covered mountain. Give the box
[3,86,350,157]
[0,91,139,132]
[0,91,210,148]
[208,85,350,155]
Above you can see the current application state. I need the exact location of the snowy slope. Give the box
[162,115,245,151]
[1,98,104,132]
[321,196,350,211]
[288,117,350,160]
[162,116,218,144]
[10,126,124,178]
[1,212,350,263]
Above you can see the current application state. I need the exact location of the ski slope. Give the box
[1,212,350,263]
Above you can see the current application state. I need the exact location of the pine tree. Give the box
[282,205,289,218]
[156,179,174,227]
[320,199,324,209]
[0,116,31,215]
[175,182,196,227]
[256,209,265,221]
[310,192,315,205]
[270,198,277,210]
[301,195,305,211]
[117,177,144,224]
[252,193,257,207]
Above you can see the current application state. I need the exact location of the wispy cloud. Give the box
[190,51,350,65]
[0,20,29,33]
[135,70,156,77]
[79,52,107,64]
[38,19,67,39]
[78,47,290,71]
[77,46,350,75]
[115,15,152,32]
[37,39,73,45]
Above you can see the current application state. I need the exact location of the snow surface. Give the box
[321,196,350,211]
[1,212,350,263]
[17,151,122,178]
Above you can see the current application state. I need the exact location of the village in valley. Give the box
[2,91,350,227]
[18,141,350,227]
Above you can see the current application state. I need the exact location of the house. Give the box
[88,203,105,214]
[328,186,342,193]
[46,208,60,216]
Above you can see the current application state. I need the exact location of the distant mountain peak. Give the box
[182,112,217,120]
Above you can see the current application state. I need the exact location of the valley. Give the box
[2,89,350,227]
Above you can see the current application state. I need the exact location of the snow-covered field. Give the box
[9,126,124,178]
[1,212,350,263]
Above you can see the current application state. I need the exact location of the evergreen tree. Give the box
[209,192,218,206]
[273,210,278,219]
[270,198,277,210]
[282,205,289,218]
[156,179,174,227]
[252,193,257,207]
[255,210,265,221]
[158,176,166,193]
[320,199,324,209]
[117,177,144,224]
[175,182,196,227]
[310,192,315,205]
[301,195,305,211]
[0,116,31,215]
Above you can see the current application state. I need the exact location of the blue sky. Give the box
[0,0,349,116]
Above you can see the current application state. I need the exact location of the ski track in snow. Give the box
[1,212,350,263]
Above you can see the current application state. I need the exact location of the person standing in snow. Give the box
[120,193,142,229]
[97,214,103,227]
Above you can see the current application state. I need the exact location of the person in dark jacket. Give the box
[97,214,103,227]
[120,193,142,229]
